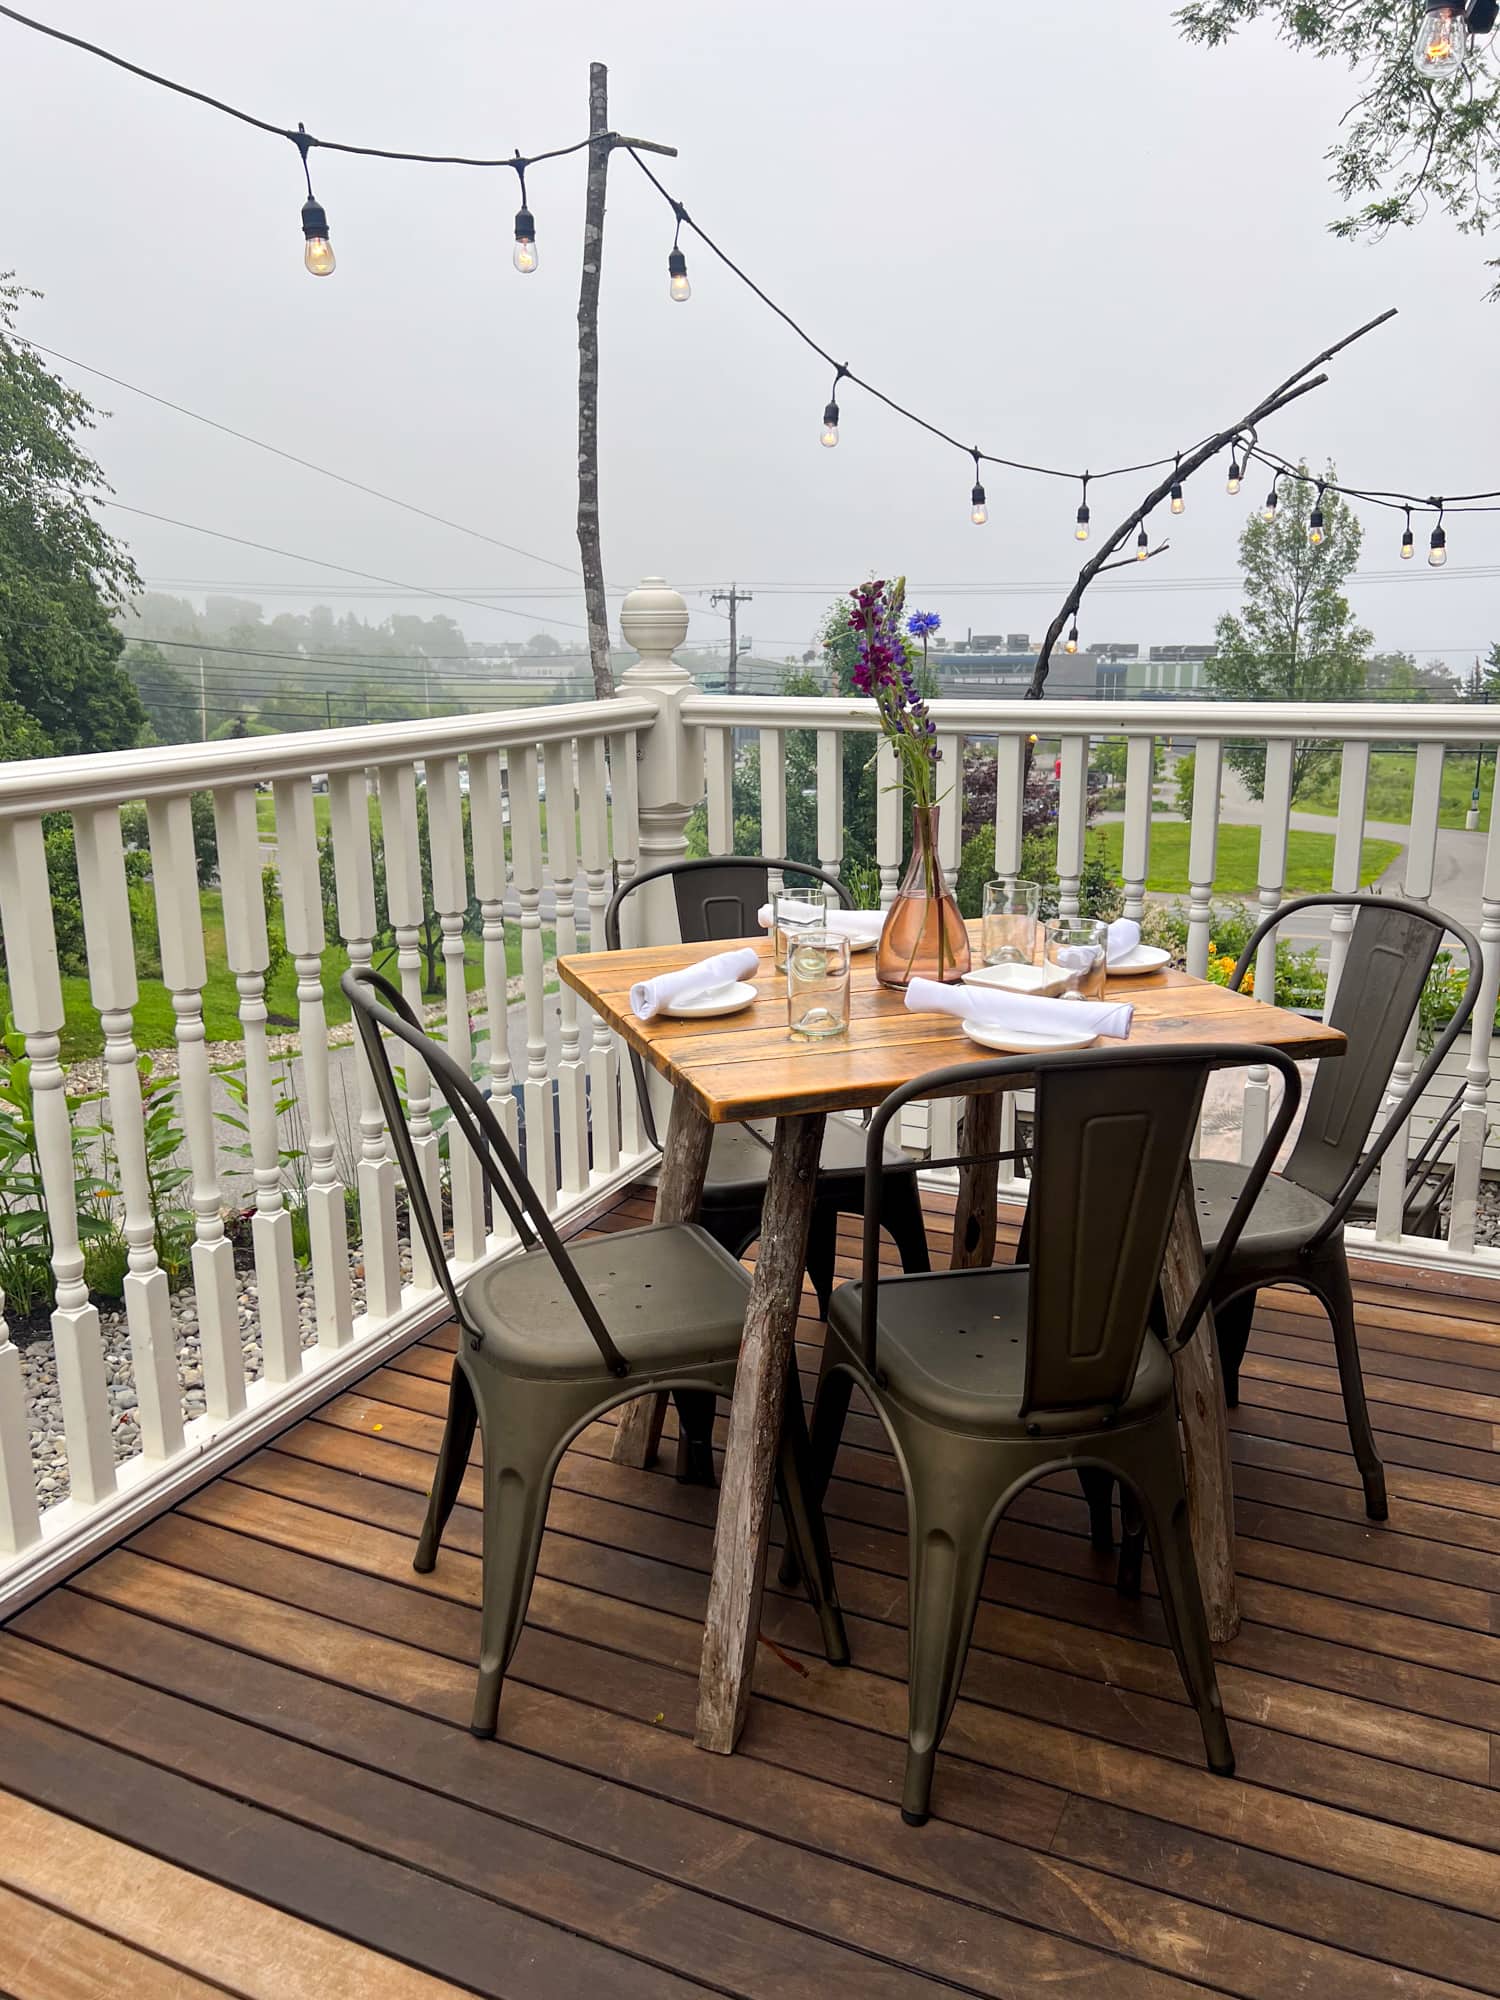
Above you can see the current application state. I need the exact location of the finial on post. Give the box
[620,577,690,680]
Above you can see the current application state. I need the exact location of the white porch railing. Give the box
[1,571,1499,1606]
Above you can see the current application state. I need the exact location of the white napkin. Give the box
[1106,919,1141,965]
[756,903,885,942]
[631,947,759,1022]
[906,976,1133,1041]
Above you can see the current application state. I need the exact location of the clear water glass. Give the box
[787,930,852,1039]
[772,885,830,969]
[1045,918,1109,1001]
[981,878,1042,966]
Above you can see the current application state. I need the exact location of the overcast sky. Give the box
[5,1,1496,671]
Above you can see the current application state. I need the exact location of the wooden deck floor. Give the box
[5,1186,1500,1997]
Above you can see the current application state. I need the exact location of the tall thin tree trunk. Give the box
[577,62,614,702]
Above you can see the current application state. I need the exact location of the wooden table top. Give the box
[558,923,1347,1125]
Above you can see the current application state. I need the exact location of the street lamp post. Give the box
[1467,683,1490,832]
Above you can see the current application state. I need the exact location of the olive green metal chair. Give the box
[801,1042,1302,1827]
[1195,893,1481,1522]
[342,966,848,1739]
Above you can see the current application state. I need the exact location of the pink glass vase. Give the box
[876,805,971,988]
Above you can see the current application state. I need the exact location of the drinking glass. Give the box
[1045,918,1108,1001]
[981,878,1041,966]
[772,885,830,969]
[786,930,852,1039]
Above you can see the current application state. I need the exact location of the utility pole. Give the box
[709,584,753,696]
[576,64,677,702]
[198,654,207,742]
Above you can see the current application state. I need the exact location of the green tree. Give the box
[123,642,199,743]
[0,277,144,754]
[1365,649,1459,701]
[1205,468,1370,802]
[0,699,51,760]
[1178,1,1500,298]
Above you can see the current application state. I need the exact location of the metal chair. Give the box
[606,856,932,1482]
[1196,893,1481,1522]
[801,1042,1302,1827]
[342,966,848,1739]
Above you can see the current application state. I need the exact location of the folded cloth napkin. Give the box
[756,903,885,942]
[631,947,759,1022]
[906,976,1133,1041]
[1106,918,1141,965]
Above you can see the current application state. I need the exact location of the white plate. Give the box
[1106,944,1171,977]
[847,931,879,951]
[662,980,758,1019]
[962,1018,1099,1054]
[963,962,1067,998]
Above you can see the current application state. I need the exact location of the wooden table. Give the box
[559,926,1344,1752]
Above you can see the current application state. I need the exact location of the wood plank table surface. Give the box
[560,922,1346,1752]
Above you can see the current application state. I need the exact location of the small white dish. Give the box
[1106,944,1171,977]
[962,1018,1098,1054]
[662,980,758,1019]
[963,962,1067,998]
[847,931,879,952]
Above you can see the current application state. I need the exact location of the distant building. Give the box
[1128,647,1214,697]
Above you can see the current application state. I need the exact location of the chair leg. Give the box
[1077,1466,1116,1553]
[470,1436,557,1739]
[804,1204,840,1322]
[1215,1291,1256,1409]
[879,1175,932,1277]
[777,1345,847,1589]
[1309,1251,1388,1522]
[902,1480,996,1826]
[671,1389,718,1486]
[414,1360,478,1574]
[775,1372,849,1666]
[1117,1481,1146,1598]
[1128,1447,1234,1776]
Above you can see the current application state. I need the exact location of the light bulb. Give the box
[1401,525,1415,559]
[300,197,335,276]
[1263,487,1279,522]
[1429,524,1448,567]
[513,205,538,274]
[820,400,839,448]
[970,481,988,526]
[1075,503,1090,542]
[1170,481,1185,515]
[1309,505,1325,546]
[1136,527,1149,561]
[1227,458,1242,495]
[668,247,690,301]
[1065,625,1079,655]
[1414,4,1469,76]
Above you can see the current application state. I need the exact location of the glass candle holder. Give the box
[772,885,829,970]
[1045,918,1109,1001]
[786,930,852,1039]
[981,878,1041,966]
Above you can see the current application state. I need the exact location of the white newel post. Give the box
[617,579,702,952]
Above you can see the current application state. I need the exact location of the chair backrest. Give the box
[341,967,629,1375]
[857,1043,1301,1418]
[1227,894,1481,1229]
[604,855,852,1147]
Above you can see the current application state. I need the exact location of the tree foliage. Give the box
[1205,467,1370,800]
[123,642,200,744]
[1177,0,1500,296]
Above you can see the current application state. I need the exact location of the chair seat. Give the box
[462,1223,749,1380]
[703,1114,912,1199]
[826,1266,1175,1435]
[1192,1159,1334,1272]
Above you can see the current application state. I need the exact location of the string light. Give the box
[667,199,690,300]
[1136,526,1149,560]
[1170,457,1185,515]
[1226,448,1242,497]
[1430,505,1448,567]
[1075,474,1090,542]
[1064,623,1079,654]
[1309,483,1326,546]
[294,126,334,276]
[1401,507,1415,560]
[820,364,847,449]
[1263,477,1280,522]
[511,158,538,274]
[969,449,987,527]
[1414,2,1470,76]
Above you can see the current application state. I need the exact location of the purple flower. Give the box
[906,609,941,638]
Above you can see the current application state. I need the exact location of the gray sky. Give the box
[5,1,1496,670]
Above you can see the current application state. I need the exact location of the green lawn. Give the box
[1091,821,1402,895]
[255,791,332,837]
[5,890,545,1063]
[1295,750,1497,833]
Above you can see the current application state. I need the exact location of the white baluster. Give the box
[705,726,734,856]
[1375,741,1444,1243]
[1325,740,1371,1017]
[73,805,185,1457]
[427,756,485,1260]
[326,770,402,1320]
[876,738,901,908]
[377,762,442,1291]
[759,728,787,864]
[1240,738,1294,1163]
[1449,794,1500,1256]
[544,738,589,1199]
[468,748,522,1229]
[145,795,244,1422]
[993,734,1025,884]
[608,727,647,1161]
[0,819,113,1505]
[1185,738,1224,978]
[578,734,621,1180]
[1120,734,1155,924]
[0,1289,39,1552]
[1054,735,1088,921]
[509,742,557,1208]
[816,729,843,885]
[271,777,353,1346]
[936,732,963,879]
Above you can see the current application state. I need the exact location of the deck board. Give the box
[5,1184,1500,1996]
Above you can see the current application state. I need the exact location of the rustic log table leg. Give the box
[1161,1168,1239,1645]
[611,1090,714,1471]
[696,1110,826,1753]
[950,1091,1002,1270]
